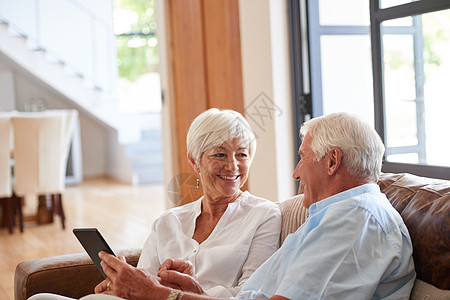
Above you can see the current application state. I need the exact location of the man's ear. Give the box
[188,153,200,173]
[327,147,342,175]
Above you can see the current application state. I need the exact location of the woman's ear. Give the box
[188,153,200,173]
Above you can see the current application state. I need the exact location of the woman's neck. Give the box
[192,191,243,244]
[201,190,243,218]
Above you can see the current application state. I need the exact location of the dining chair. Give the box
[12,109,78,230]
[0,112,23,233]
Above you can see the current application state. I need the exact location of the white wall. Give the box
[0,66,15,111]
[239,0,296,202]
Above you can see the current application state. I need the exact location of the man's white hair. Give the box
[300,112,385,182]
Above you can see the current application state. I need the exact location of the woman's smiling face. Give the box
[197,138,250,201]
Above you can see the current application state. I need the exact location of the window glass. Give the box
[380,0,415,9]
[381,9,450,167]
[382,34,417,148]
[383,17,413,27]
[319,0,369,26]
[321,35,374,123]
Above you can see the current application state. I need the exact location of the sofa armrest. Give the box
[14,249,141,300]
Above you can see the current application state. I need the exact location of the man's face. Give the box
[292,132,327,208]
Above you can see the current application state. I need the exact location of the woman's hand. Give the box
[94,256,127,295]
[157,258,194,289]
[97,251,167,300]
[157,258,206,295]
[159,258,195,276]
[94,278,111,294]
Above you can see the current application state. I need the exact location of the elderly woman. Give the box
[132,108,281,297]
[28,108,280,300]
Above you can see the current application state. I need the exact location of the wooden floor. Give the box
[0,177,166,300]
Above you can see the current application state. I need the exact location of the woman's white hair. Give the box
[187,108,256,165]
[300,112,385,182]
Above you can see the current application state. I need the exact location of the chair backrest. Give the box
[12,110,78,195]
[60,109,79,166]
[0,113,12,197]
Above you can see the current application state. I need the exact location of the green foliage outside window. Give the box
[114,0,158,82]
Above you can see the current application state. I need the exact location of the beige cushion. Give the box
[411,279,450,300]
[278,194,308,244]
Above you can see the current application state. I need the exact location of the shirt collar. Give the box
[309,183,380,215]
[195,190,249,213]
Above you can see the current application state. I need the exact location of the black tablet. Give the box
[73,228,116,278]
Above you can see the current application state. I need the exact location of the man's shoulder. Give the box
[335,190,407,236]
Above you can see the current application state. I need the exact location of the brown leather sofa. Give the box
[14,173,450,300]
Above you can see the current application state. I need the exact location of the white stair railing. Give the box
[0,0,117,96]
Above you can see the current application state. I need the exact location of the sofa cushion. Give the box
[278,194,308,244]
[410,279,450,300]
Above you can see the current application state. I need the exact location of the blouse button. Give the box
[193,249,198,253]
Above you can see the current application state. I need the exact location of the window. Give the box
[371,0,450,179]
[289,0,450,180]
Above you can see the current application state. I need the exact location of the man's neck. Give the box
[323,172,374,201]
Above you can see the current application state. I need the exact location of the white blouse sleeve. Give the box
[204,205,282,297]
[136,219,160,276]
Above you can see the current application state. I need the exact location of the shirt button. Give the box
[193,249,198,253]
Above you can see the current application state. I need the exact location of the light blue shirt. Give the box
[236,184,416,299]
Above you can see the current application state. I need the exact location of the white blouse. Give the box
[137,191,281,298]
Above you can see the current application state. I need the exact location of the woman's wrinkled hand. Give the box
[157,258,205,295]
[94,256,126,295]
[97,251,165,300]
[94,277,111,294]
[158,258,195,276]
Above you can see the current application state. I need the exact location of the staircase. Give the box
[0,17,122,129]
[126,128,164,184]
[0,2,163,184]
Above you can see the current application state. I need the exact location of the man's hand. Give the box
[97,251,167,300]
[157,258,205,295]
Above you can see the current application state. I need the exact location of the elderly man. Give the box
[96,112,416,300]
